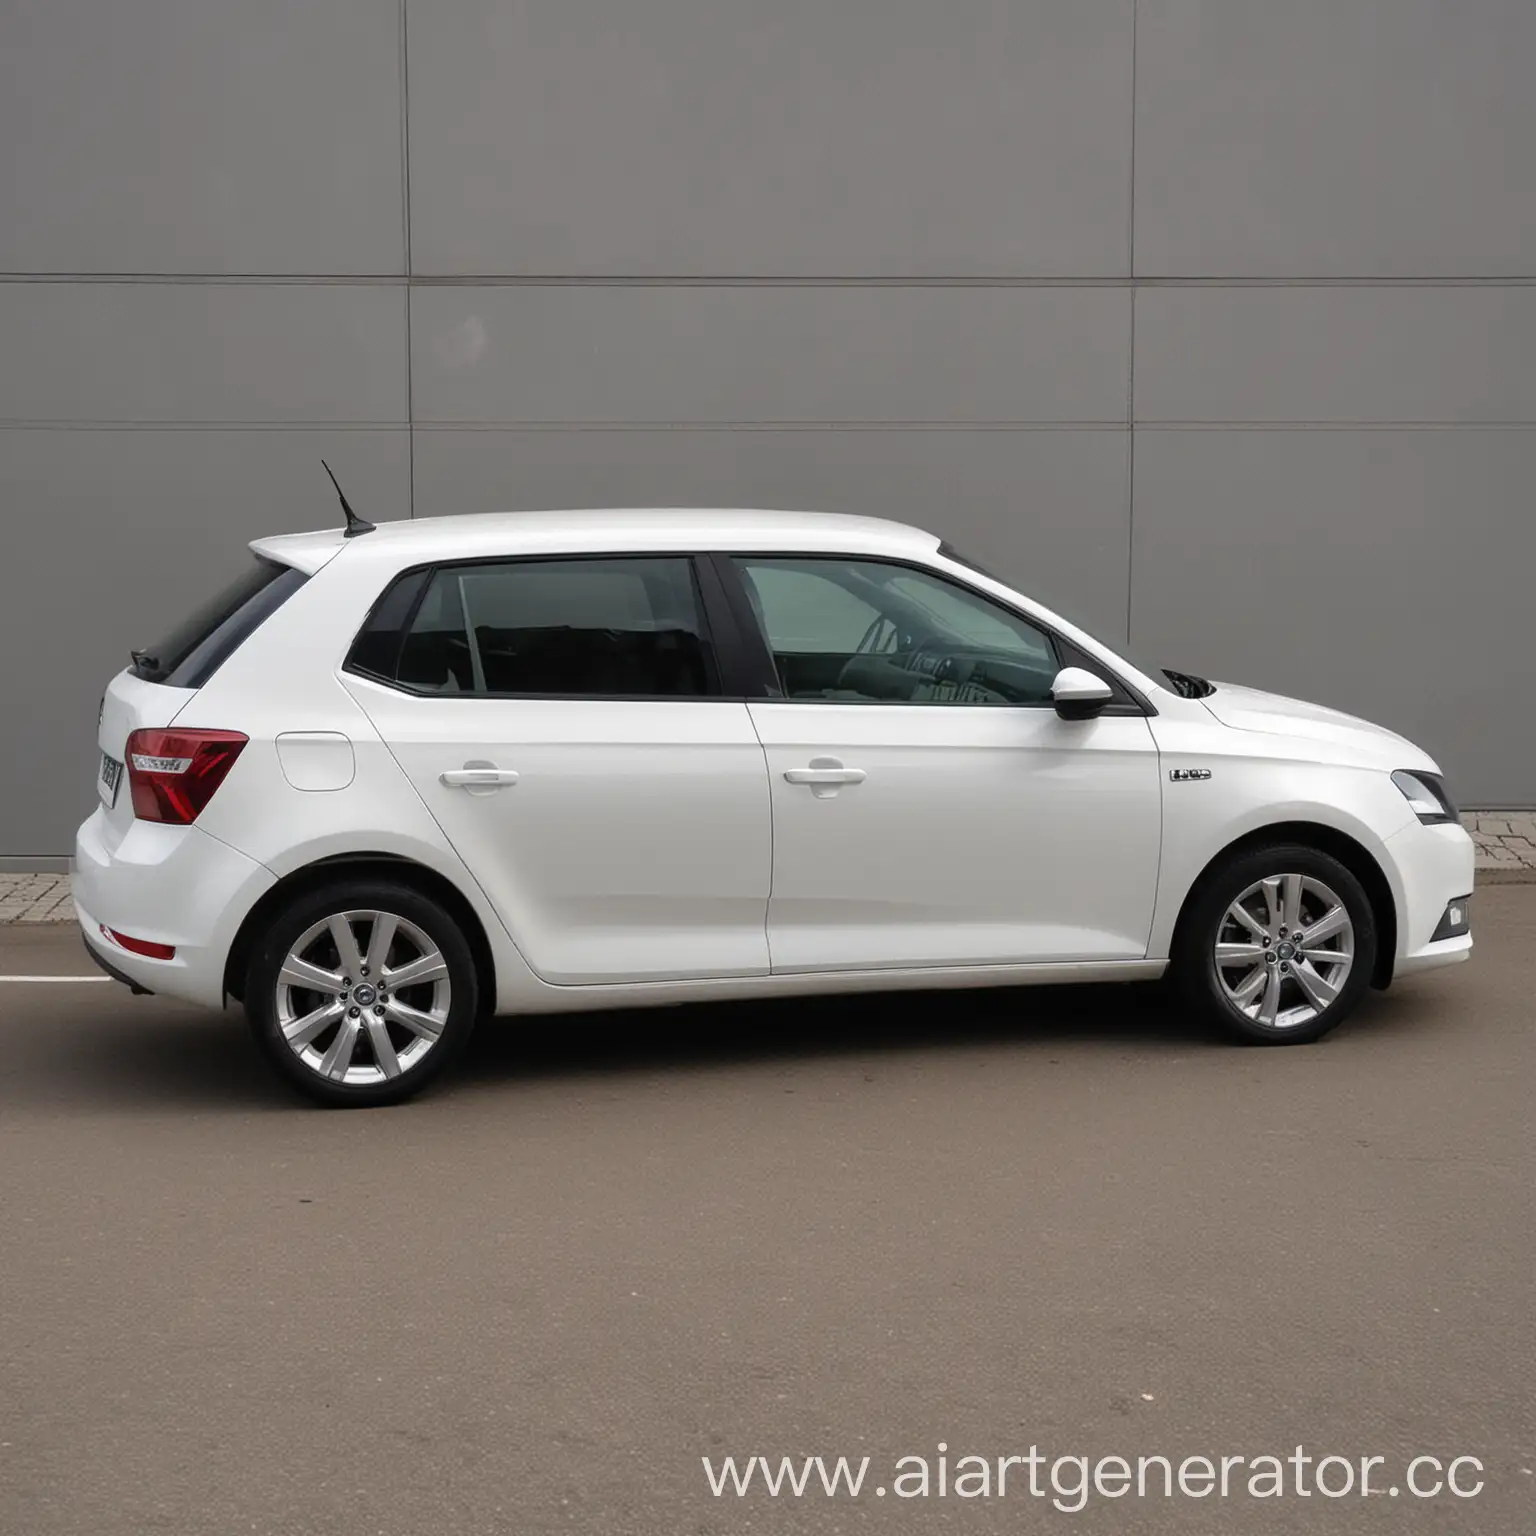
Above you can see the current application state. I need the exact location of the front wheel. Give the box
[1173,844,1377,1045]
[245,879,479,1106]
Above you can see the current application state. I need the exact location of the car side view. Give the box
[75,499,1474,1106]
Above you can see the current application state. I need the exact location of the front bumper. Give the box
[1384,820,1476,978]
[74,807,275,1009]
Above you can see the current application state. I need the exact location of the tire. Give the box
[244,878,479,1106]
[1172,843,1377,1046]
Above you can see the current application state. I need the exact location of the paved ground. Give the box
[1468,812,1536,875]
[1,893,1531,1536]
[0,873,74,922]
[3,812,1534,922]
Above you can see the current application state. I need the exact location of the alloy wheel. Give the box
[1213,873,1355,1030]
[274,909,451,1085]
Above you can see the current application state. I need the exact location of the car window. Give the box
[738,564,882,653]
[131,558,308,689]
[731,557,1060,705]
[883,572,1049,656]
[396,568,476,693]
[938,540,1170,692]
[347,568,430,683]
[382,556,718,698]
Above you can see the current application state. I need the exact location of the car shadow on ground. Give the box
[462,980,1218,1086]
[7,975,1444,1115]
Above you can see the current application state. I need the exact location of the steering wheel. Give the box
[852,615,891,657]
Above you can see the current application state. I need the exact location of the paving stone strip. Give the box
[4,814,1531,922]
[0,873,78,924]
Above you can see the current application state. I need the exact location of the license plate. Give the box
[98,751,123,808]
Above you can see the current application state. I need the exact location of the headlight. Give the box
[1392,769,1460,826]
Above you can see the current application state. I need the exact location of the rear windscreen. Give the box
[131,559,308,689]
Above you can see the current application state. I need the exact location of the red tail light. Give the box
[125,728,248,824]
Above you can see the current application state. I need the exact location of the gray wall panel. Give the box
[1136,0,1536,276]
[0,285,409,425]
[1131,429,1536,805]
[0,0,404,275]
[6,1,1536,855]
[407,0,1134,276]
[0,429,410,855]
[413,427,1131,641]
[412,286,1131,424]
[1137,287,1536,424]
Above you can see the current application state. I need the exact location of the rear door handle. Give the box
[440,764,519,791]
[783,757,866,798]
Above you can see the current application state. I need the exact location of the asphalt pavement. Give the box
[1,893,1531,1535]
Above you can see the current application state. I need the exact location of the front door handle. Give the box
[784,757,866,798]
[440,763,519,792]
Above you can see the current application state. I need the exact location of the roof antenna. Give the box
[321,459,376,538]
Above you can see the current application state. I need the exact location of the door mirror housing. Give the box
[1050,666,1114,721]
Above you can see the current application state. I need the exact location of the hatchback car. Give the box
[75,505,1473,1106]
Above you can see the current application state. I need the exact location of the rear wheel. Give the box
[1173,844,1376,1045]
[245,879,478,1106]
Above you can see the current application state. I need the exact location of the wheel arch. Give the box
[222,853,497,1009]
[1169,821,1398,990]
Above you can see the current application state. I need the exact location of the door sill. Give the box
[506,958,1167,1014]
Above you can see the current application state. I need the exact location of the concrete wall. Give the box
[1,0,1531,858]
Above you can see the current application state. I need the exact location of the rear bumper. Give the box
[73,807,275,1009]
[1384,820,1476,979]
[83,934,154,994]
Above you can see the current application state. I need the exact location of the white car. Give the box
[75,497,1473,1106]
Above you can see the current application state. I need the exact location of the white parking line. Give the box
[0,976,112,983]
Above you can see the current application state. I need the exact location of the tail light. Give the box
[125,728,248,824]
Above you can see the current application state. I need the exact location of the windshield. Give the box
[935,541,1213,696]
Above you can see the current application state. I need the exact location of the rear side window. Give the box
[347,556,720,699]
[131,559,308,689]
[343,568,430,683]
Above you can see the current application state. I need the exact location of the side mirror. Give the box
[1050,666,1113,721]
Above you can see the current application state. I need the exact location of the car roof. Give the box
[251,507,941,575]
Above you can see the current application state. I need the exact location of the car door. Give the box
[346,553,772,985]
[723,554,1162,973]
